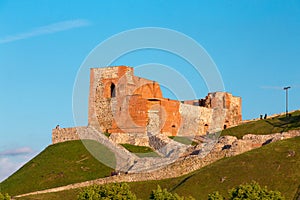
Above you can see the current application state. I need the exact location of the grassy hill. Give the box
[221,110,300,138]
[2,110,300,199]
[0,140,114,196]
[14,136,300,200]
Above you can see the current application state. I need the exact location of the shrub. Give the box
[77,183,136,200]
[150,185,195,200]
[208,182,284,200]
[0,193,10,200]
[208,191,224,200]
[229,182,284,200]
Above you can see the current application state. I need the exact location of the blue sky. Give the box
[0,0,300,181]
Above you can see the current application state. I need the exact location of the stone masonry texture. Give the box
[53,66,242,144]
[22,130,300,198]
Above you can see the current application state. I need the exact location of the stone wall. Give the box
[214,129,300,157]
[159,99,181,136]
[89,66,164,134]
[206,92,242,128]
[183,92,242,129]
[64,66,242,146]
[109,132,149,146]
[52,126,84,144]
[26,130,299,199]
[88,66,133,130]
[179,103,212,136]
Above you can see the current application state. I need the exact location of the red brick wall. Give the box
[109,95,148,134]
[159,99,181,136]
[88,66,242,137]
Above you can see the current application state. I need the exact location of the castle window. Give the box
[111,83,116,97]
[171,125,176,136]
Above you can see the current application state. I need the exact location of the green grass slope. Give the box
[221,110,300,138]
[168,136,198,146]
[16,136,300,200]
[168,136,300,200]
[0,140,114,196]
[120,144,160,157]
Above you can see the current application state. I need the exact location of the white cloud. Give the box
[0,157,22,181]
[0,19,91,44]
[0,147,37,181]
[0,147,34,156]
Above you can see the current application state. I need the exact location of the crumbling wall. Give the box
[52,127,84,144]
[201,92,242,129]
[109,133,150,146]
[226,94,242,127]
[109,95,148,134]
[178,104,213,136]
[88,66,132,129]
[159,99,181,136]
[89,66,164,134]
[77,66,243,144]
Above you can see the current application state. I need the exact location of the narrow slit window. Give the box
[111,83,116,97]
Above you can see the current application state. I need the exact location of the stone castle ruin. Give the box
[53,66,242,146]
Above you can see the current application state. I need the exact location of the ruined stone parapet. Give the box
[109,132,150,146]
[179,103,212,135]
[52,126,85,144]
[54,66,243,146]
[25,128,299,199]
[214,129,300,157]
[87,66,242,137]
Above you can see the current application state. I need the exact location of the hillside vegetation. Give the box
[168,136,198,146]
[2,111,300,199]
[0,140,114,196]
[14,136,300,200]
[120,144,160,157]
[129,137,300,199]
[221,110,300,138]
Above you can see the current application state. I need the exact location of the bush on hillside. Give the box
[208,191,224,200]
[77,183,136,200]
[229,181,284,200]
[208,182,284,200]
[0,193,10,200]
[150,185,195,200]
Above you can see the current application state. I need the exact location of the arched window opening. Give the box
[111,83,116,97]
[223,124,227,129]
[171,125,176,136]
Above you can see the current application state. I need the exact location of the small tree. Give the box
[77,183,136,200]
[229,182,284,200]
[150,185,194,200]
[0,193,10,200]
[208,191,224,200]
[207,182,284,200]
